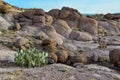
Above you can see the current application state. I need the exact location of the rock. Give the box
[32,16,45,24]
[0,50,17,62]
[109,49,120,67]
[63,43,77,51]
[78,16,98,36]
[98,20,119,35]
[104,13,113,20]
[34,9,45,16]
[45,14,53,25]
[42,45,57,53]
[0,16,12,29]
[73,62,84,68]
[15,37,29,47]
[59,7,81,20]
[41,25,64,45]
[0,5,7,13]
[18,25,40,36]
[22,10,34,19]
[34,31,49,40]
[19,17,32,23]
[55,50,68,63]
[66,20,79,29]
[69,31,93,41]
[48,9,60,18]
[53,19,72,38]
[69,52,87,64]
[42,39,57,47]
[48,53,58,63]
[85,48,109,62]
[15,23,21,30]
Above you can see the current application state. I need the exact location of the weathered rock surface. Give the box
[53,19,72,38]
[0,16,12,29]
[69,31,93,41]
[109,49,120,67]
[78,16,98,36]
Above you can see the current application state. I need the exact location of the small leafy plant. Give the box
[14,48,48,67]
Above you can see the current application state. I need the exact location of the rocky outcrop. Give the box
[78,16,98,36]
[98,20,120,35]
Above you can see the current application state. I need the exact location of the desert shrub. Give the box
[14,48,48,67]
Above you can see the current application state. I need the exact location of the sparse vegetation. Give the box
[14,48,48,67]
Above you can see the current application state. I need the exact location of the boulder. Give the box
[109,49,120,67]
[15,37,29,48]
[47,9,60,18]
[34,31,49,40]
[45,14,53,25]
[34,9,45,16]
[32,16,45,24]
[69,31,93,41]
[53,19,72,38]
[55,50,68,63]
[59,7,81,21]
[78,16,98,36]
[0,16,12,29]
[22,10,34,19]
[41,25,64,45]
[42,39,57,47]
[48,53,58,63]
[69,52,87,64]
[0,50,17,62]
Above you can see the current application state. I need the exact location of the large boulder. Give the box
[59,7,82,21]
[78,16,98,36]
[0,16,12,29]
[69,31,93,41]
[47,9,60,18]
[53,19,72,38]
[109,49,120,67]
[41,25,64,45]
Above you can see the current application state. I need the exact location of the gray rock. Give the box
[0,50,17,62]
[0,16,12,29]
[69,31,93,41]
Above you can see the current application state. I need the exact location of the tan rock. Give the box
[56,50,68,63]
[15,37,29,47]
[53,19,72,38]
[78,16,98,36]
[42,39,57,47]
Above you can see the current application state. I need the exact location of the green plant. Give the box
[14,48,48,67]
